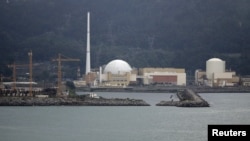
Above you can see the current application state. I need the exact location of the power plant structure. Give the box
[74,16,242,88]
[74,11,96,87]
[99,59,137,87]
[206,58,226,80]
[195,58,239,87]
[85,12,91,75]
[138,68,186,86]
[74,12,187,88]
[83,12,98,86]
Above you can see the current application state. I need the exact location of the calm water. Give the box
[0,92,250,141]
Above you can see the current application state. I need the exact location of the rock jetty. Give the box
[156,89,209,107]
[0,95,150,106]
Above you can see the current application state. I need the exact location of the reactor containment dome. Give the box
[206,58,225,79]
[104,59,132,74]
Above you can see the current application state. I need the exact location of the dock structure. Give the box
[156,88,209,107]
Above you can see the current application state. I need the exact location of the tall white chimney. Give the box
[99,66,102,84]
[85,12,91,74]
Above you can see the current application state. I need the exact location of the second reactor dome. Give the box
[206,58,225,79]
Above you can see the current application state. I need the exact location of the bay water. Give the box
[0,92,249,141]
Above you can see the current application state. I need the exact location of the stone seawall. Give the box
[156,89,209,107]
[0,97,150,106]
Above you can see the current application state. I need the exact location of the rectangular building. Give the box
[138,68,186,86]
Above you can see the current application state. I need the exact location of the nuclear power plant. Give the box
[95,59,186,87]
[195,58,239,87]
[75,12,244,88]
[73,12,187,88]
[73,12,248,89]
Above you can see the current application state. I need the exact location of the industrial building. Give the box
[99,59,137,87]
[239,76,250,86]
[74,12,187,88]
[73,13,136,88]
[195,58,239,87]
[99,65,187,87]
[138,68,186,86]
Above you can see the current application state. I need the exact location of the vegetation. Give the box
[1,0,250,80]
[65,81,76,96]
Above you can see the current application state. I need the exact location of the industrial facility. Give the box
[73,12,187,88]
[89,64,187,87]
[138,68,186,86]
[98,59,137,87]
[195,58,239,87]
[2,11,250,98]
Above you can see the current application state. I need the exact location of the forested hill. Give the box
[1,0,250,76]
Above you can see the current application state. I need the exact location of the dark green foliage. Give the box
[1,0,250,77]
[65,81,76,96]
[66,81,75,90]
[42,88,56,97]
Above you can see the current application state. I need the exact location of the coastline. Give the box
[76,86,250,93]
[1,86,249,107]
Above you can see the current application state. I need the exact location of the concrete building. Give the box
[240,76,250,86]
[99,59,137,87]
[195,58,239,87]
[138,68,186,86]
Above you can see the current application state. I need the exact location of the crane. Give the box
[8,62,26,90]
[52,53,80,97]
[7,50,33,96]
[0,74,8,89]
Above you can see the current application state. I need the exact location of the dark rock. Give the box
[0,96,150,106]
[156,89,209,107]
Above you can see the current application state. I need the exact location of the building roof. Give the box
[207,58,223,62]
[104,59,132,74]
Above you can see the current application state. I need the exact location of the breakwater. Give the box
[0,96,150,106]
[156,89,210,107]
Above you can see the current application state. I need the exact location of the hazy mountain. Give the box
[1,0,250,78]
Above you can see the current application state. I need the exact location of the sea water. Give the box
[0,92,249,141]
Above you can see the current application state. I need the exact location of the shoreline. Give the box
[1,86,248,107]
[76,86,250,93]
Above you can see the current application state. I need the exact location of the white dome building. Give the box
[100,59,137,87]
[198,57,239,87]
[206,58,225,79]
[104,59,132,74]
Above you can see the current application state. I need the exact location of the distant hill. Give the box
[1,0,250,79]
